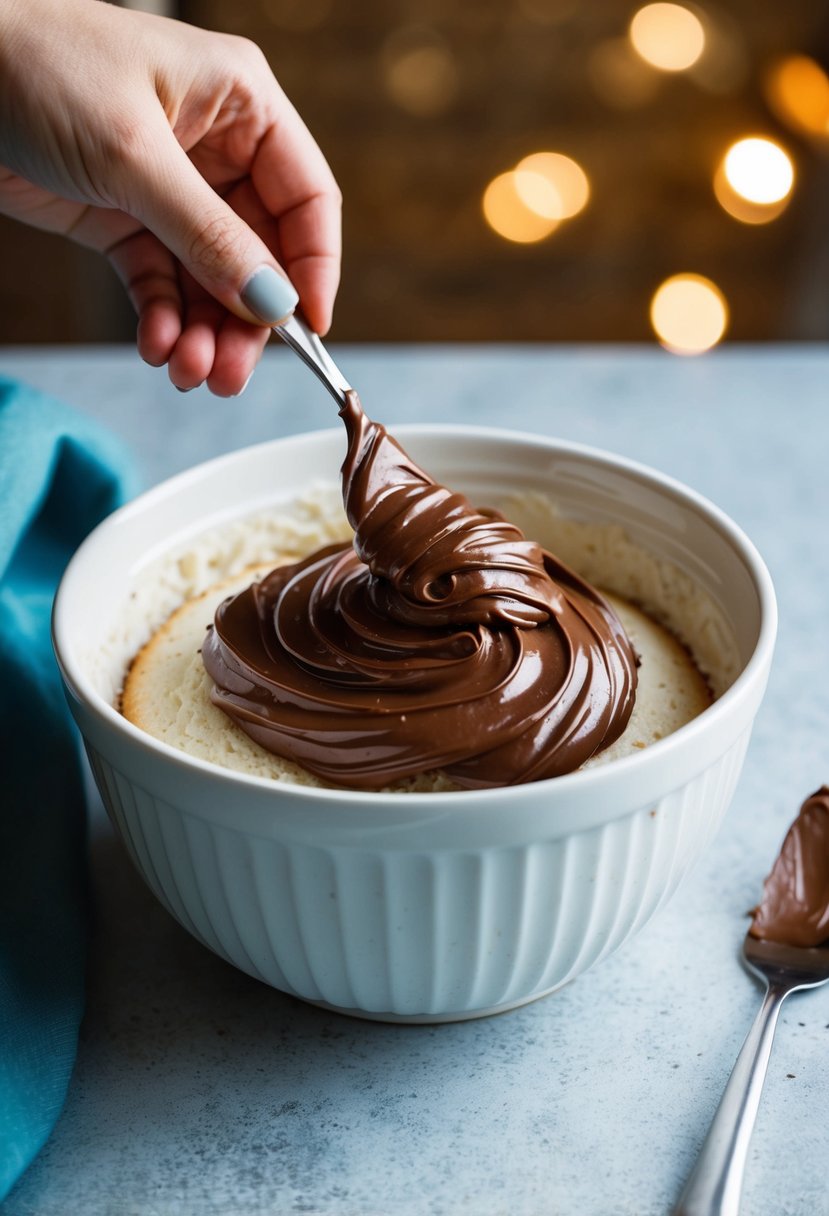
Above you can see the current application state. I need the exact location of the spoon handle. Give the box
[273,313,352,409]
[673,980,788,1216]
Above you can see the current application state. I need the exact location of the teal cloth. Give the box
[0,378,137,1201]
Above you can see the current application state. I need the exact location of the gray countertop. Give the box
[2,343,828,1216]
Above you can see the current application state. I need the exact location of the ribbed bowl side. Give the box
[86,730,750,1021]
[512,725,751,1004]
[88,746,299,989]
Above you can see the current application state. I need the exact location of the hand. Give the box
[0,0,341,395]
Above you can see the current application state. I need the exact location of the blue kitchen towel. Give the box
[0,378,137,1201]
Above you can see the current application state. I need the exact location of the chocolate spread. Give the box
[749,786,829,948]
[201,392,638,789]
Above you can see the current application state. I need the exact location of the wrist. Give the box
[0,0,112,185]
[0,0,98,69]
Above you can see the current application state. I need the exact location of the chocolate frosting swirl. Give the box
[749,786,829,948]
[201,393,638,790]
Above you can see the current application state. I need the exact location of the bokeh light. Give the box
[514,152,590,220]
[722,137,793,205]
[765,55,829,140]
[382,28,459,118]
[512,170,563,222]
[713,164,789,225]
[629,4,706,73]
[650,273,728,354]
[482,173,559,243]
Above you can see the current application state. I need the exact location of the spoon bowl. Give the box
[743,932,829,991]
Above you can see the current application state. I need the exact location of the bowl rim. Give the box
[52,422,777,808]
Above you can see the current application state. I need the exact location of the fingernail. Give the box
[241,266,299,324]
[232,372,254,398]
[175,386,194,393]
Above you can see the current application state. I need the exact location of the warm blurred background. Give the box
[4,0,829,354]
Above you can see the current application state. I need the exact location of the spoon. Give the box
[273,313,352,408]
[674,931,829,1215]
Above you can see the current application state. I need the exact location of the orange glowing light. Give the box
[765,55,829,139]
[629,3,705,73]
[482,173,559,243]
[713,163,790,225]
[650,274,728,355]
[722,137,793,205]
[514,152,590,220]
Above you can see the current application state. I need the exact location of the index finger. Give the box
[252,94,342,335]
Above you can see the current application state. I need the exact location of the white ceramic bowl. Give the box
[53,427,776,1022]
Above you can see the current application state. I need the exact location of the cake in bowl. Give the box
[121,543,713,791]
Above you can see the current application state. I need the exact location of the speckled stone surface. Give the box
[2,344,828,1216]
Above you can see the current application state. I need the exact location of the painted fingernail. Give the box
[241,265,299,324]
[232,372,254,398]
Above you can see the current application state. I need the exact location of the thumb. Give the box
[126,121,299,326]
